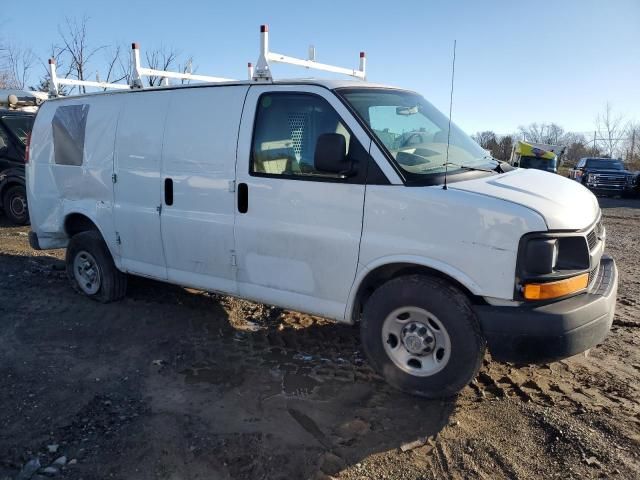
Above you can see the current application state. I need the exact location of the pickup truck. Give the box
[569,157,631,196]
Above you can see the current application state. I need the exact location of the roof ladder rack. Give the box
[47,26,366,96]
[48,59,130,96]
[253,24,366,82]
[130,43,238,89]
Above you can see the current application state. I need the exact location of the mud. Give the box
[0,197,638,480]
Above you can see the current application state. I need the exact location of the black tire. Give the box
[3,185,29,225]
[360,274,485,398]
[66,230,127,303]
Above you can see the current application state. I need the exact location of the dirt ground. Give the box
[0,197,639,480]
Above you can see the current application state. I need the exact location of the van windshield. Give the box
[520,156,557,172]
[339,89,493,176]
[586,159,624,170]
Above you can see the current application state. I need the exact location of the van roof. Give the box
[43,78,411,103]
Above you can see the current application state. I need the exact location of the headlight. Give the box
[517,233,591,300]
[587,173,595,182]
[523,238,558,274]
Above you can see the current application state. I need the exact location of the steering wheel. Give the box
[400,132,425,148]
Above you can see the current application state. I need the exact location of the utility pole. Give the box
[631,129,636,163]
[592,131,597,155]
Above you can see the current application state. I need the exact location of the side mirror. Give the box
[315,133,352,175]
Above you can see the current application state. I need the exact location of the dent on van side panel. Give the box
[27,96,122,250]
[27,102,59,237]
[357,185,547,301]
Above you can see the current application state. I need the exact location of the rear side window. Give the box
[52,104,89,166]
[250,93,352,178]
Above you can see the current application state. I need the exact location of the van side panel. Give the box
[355,185,547,304]
[113,91,170,279]
[160,86,249,294]
[27,95,122,251]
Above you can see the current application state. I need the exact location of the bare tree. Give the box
[0,69,11,88]
[144,46,179,86]
[0,43,37,89]
[496,135,514,161]
[115,46,133,86]
[58,16,106,93]
[101,46,128,87]
[472,131,497,149]
[623,122,639,166]
[30,44,67,93]
[178,56,196,85]
[559,132,589,166]
[518,122,565,144]
[596,102,624,157]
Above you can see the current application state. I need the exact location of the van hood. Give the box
[450,169,599,230]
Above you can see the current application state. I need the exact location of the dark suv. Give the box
[569,157,631,196]
[0,111,35,224]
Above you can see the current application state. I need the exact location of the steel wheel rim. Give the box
[73,250,101,295]
[10,193,26,217]
[382,306,451,377]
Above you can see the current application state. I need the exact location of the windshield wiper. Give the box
[441,162,495,173]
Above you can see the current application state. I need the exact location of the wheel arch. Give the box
[64,212,101,238]
[63,211,120,265]
[346,257,487,324]
[0,171,26,203]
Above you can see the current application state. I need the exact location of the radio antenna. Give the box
[443,39,457,190]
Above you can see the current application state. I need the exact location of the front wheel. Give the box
[360,275,485,398]
[3,185,29,225]
[66,230,127,303]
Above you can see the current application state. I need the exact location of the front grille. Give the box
[586,219,603,251]
[589,173,627,188]
[587,229,597,250]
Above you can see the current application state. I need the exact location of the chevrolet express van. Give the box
[26,79,617,397]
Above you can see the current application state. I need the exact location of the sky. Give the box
[2,0,639,135]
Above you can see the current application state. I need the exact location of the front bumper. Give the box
[475,256,617,363]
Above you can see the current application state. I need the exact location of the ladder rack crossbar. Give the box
[266,52,365,79]
[136,66,235,83]
[253,25,366,82]
[55,78,130,90]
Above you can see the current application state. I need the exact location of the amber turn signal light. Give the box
[523,273,589,300]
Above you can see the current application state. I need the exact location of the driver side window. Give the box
[250,93,353,178]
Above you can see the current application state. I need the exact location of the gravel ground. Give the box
[0,197,638,480]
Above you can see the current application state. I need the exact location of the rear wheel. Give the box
[3,185,29,225]
[66,230,127,302]
[360,274,485,398]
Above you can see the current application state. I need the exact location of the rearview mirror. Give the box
[396,105,418,116]
[315,133,352,175]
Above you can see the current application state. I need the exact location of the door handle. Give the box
[164,178,173,206]
[238,182,248,213]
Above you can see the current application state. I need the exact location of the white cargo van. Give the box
[26,31,617,397]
